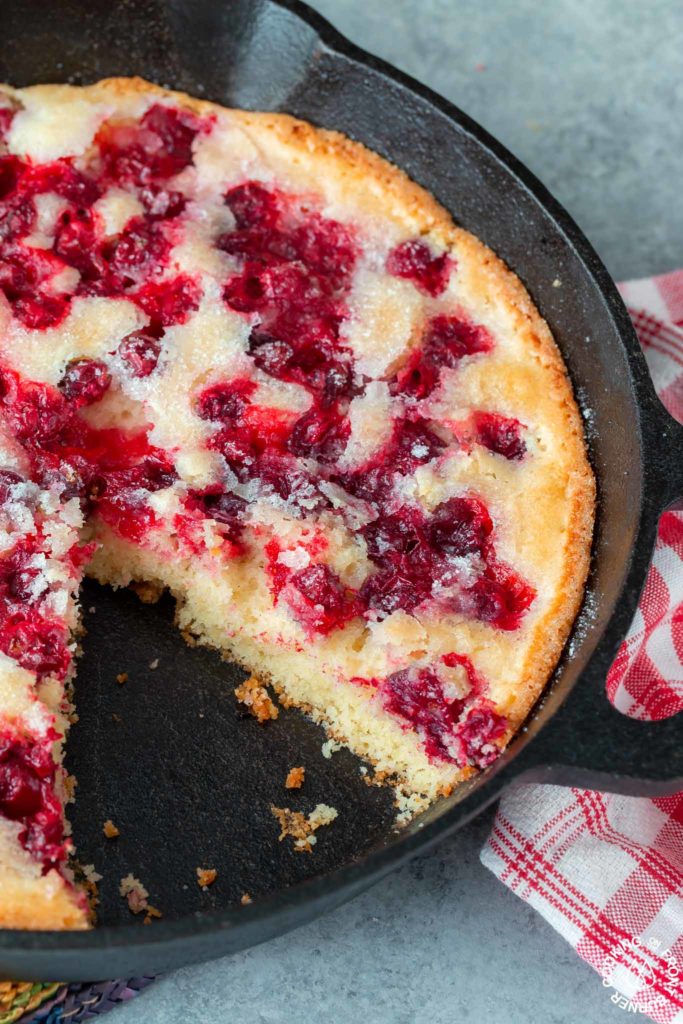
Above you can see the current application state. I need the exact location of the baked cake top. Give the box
[0,79,594,922]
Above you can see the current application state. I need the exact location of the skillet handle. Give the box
[511,672,683,797]
[511,397,683,797]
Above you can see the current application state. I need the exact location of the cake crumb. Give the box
[321,738,343,759]
[235,675,279,723]
[119,874,151,916]
[240,893,252,905]
[119,874,161,922]
[285,766,305,789]
[116,672,128,685]
[196,867,217,889]
[112,713,122,724]
[271,803,338,853]
[88,606,96,614]
[81,863,102,884]
[103,819,119,839]
[149,658,159,670]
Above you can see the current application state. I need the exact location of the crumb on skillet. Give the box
[235,675,279,723]
[285,766,305,789]
[271,803,338,852]
[196,867,217,889]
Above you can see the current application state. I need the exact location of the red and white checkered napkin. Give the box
[481,269,683,1022]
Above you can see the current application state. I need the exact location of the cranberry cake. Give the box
[0,79,594,928]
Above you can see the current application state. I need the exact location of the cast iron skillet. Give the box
[0,0,682,983]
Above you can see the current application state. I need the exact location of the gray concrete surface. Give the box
[113,2,683,1022]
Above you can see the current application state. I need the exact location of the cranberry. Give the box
[93,452,176,542]
[0,155,22,200]
[394,315,494,399]
[134,273,201,326]
[225,261,327,315]
[0,755,42,819]
[208,403,295,471]
[104,216,170,275]
[13,294,70,331]
[361,508,426,563]
[190,489,247,539]
[26,160,100,208]
[220,188,358,410]
[248,327,356,404]
[386,418,445,474]
[335,419,443,509]
[0,197,35,243]
[258,458,329,514]
[360,510,435,615]
[427,496,493,557]
[138,184,186,219]
[386,239,453,296]
[467,561,536,631]
[99,104,203,185]
[118,330,162,378]
[473,412,526,461]
[457,704,507,767]
[54,208,108,284]
[0,734,66,869]
[1,377,67,442]
[2,616,71,679]
[58,358,111,407]
[322,360,358,405]
[225,181,280,229]
[0,247,71,330]
[362,565,432,616]
[195,378,255,422]
[0,544,40,603]
[287,404,350,464]
[0,108,16,141]
[0,469,22,504]
[286,563,359,635]
[247,329,293,377]
[290,215,357,285]
[377,655,507,767]
[426,315,493,365]
[380,665,468,762]
[224,263,268,312]
[140,104,201,177]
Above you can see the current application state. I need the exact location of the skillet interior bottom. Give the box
[66,579,397,925]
